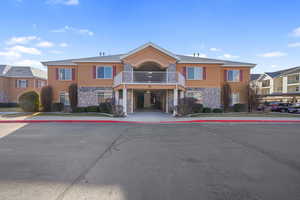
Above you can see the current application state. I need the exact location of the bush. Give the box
[99,102,113,114]
[233,104,247,112]
[40,86,53,112]
[176,97,198,116]
[86,106,99,112]
[72,107,86,113]
[18,91,39,112]
[0,103,18,107]
[193,103,203,113]
[202,107,212,113]
[213,108,223,113]
[68,83,78,112]
[112,105,125,117]
[52,103,64,112]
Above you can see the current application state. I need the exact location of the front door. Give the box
[136,92,144,109]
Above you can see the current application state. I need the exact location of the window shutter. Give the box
[224,70,227,81]
[183,67,187,78]
[15,80,18,88]
[56,68,59,80]
[36,79,38,88]
[72,68,75,81]
[93,66,96,79]
[240,69,243,82]
[113,65,117,77]
[203,67,206,80]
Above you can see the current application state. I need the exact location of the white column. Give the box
[114,90,119,105]
[166,90,169,113]
[173,88,178,116]
[283,76,288,93]
[123,88,127,116]
[180,90,184,99]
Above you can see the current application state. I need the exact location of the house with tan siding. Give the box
[42,43,255,115]
[0,65,47,104]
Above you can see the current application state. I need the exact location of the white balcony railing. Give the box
[114,71,185,87]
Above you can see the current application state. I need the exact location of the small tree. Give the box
[247,84,259,112]
[222,83,231,112]
[40,86,53,112]
[68,83,78,111]
[19,91,39,112]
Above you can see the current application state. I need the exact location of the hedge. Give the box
[213,108,223,113]
[52,103,64,112]
[233,104,247,112]
[0,103,19,107]
[73,107,86,113]
[18,91,40,112]
[99,102,113,114]
[86,106,99,112]
[202,107,212,113]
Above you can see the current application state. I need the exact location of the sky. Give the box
[0,0,300,74]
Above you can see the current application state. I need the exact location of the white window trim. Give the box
[96,66,113,79]
[231,93,240,105]
[18,80,28,88]
[59,92,70,105]
[227,70,240,82]
[186,66,203,80]
[59,68,72,81]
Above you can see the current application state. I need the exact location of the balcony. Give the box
[114,71,185,87]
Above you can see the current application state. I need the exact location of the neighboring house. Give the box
[253,66,300,102]
[0,65,47,104]
[42,42,255,115]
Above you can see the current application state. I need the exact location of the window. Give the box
[59,92,70,105]
[97,90,113,104]
[36,80,45,88]
[97,66,112,79]
[59,68,72,80]
[187,67,203,80]
[227,70,240,82]
[18,80,28,88]
[231,93,240,105]
[262,80,270,87]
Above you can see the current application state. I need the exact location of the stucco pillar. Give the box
[180,90,184,99]
[115,90,119,105]
[173,88,178,116]
[123,88,127,116]
[144,92,151,108]
[282,76,288,93]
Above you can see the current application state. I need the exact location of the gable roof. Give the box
[265,66,300,78]
[42,42,256,68]
[0,65,47,79]
[250,74,262,81]
[120,42,180,60]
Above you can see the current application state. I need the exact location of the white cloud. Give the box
[36,41,54,48]
[59,42,68,47]
[6,36,39,45]
[288,42,300,48]
[221,54,239,59]
[52,26,94,36]
[0,50,22,60]
[291,27,300,37]
[46,0,79,5]
[259,51,287,58]
[12,59,43,67]
[209,47,221,52]
[8,45,41,55]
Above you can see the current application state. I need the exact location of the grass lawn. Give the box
[35,112,113,117]
[0,107,22,112]
[189,112,300,118]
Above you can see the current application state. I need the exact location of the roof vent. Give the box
[99,52,105,56]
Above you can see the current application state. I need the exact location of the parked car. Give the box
[288,104,300,113]
[270,102,291,112]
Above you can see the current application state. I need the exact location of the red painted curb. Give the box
[1,120,300,124]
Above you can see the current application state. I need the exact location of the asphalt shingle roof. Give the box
[0,65,47,79]
[250,74,261,81]
[265,66,300,78]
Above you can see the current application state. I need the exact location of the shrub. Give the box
[52,103,64,112]
[68,83,78,112]
[202,107,212,113]
[112,105,125,117]
[0,103,18,107]
[176,97,198,116]
[40,86,53,112]
[72,107,86,113]
[99,102,113,114]
[193,103,203,113]
[233,104,247,112]
[18,91,39,112]
[86,106,99,112]
[213,108,223,113]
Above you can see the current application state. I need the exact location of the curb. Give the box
[1,120,300,124]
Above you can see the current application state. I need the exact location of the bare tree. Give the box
[68,83,78,112]
[40,86,53,112]
[222,83,231,112]
[247,84,259,112]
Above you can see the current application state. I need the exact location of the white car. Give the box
[288,104,300,113]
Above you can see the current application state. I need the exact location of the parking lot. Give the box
[0,123,300,200]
